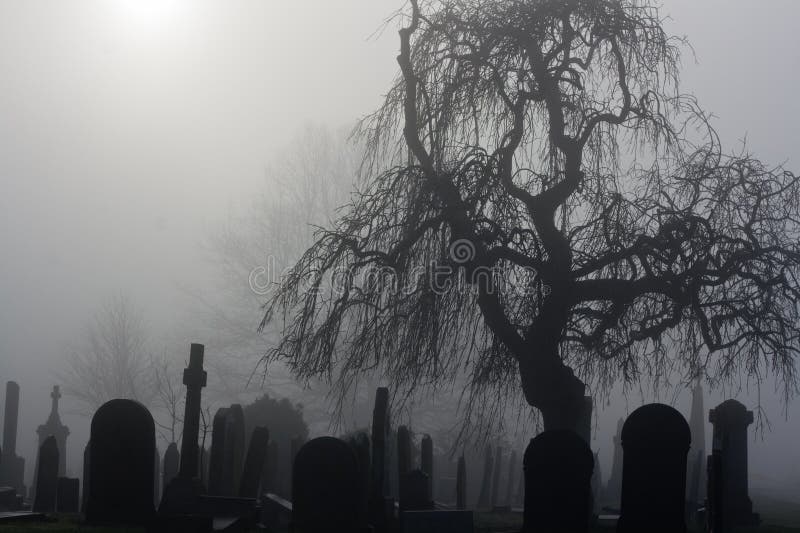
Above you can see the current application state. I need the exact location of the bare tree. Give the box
[62,295,154,415]
[261,0,800,433]
[151,353,183,445]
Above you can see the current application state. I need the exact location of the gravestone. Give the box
[81,441,90,513]
[85,399,155,525]
[504,449,517,507]
[227,404,246,494]
[349,431,371,522]
[32,436,59,513]
[456,455,466,510]
[261,439,279,494]
[208,407,230,495]
[490,446,503,508]
[369,388,393,533]
[36,386,69,477]
[159,344,215,517]
[153,446,161,507]
[397,424,411,509]
[522,430,593,533]
[709,399,760,527]
[420,434,433,499]
[707,449,724,533]
[0,381,25,498]
[687,379,706,508]
[291,436,367,532]
[56,477,79,513]
[238,426,269,498]
[605,417,624,507]
[163,442,180,494]
[591,451,602,514]
[617,403,690,533]
[476,445,494,508]
[400,469,432,511]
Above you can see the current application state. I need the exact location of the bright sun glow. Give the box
[114,0,181,33]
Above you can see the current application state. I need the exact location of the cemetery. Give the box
[2,1,800,533]
[1,348,799,532]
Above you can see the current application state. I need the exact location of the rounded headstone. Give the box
[292,436,365,533]
[522,430,593,533]
[617,403,690,533]
[86,399,155,525]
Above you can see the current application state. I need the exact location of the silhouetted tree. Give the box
[62,295,154,415]
[262,0,800,432]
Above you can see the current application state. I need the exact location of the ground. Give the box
[1,509,799,533]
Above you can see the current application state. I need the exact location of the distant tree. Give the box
[261,0,800,433]
[61,295,154,415]
[242,393,309,496]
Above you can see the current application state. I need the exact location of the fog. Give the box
[1,0,799,500]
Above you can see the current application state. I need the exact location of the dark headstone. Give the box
[153,446,160,507]
[56,477,79,513]
[0,381,25,498]
[420,434,433,498]
[291,436,367,533]
[85,399,155,525]
[260,439,279,494]
[400,469,432,511]
[504,450,517,507]
[707,450,724,533]
[522,430,593,533]
[35,386,69,478]
[397,425,411,479]
[709,399,760,527]
[370,387,390,503]
[227,404,246,494]
[490,446,502,508]
[456,456,466,510]
[617,403,690,533]
[239,426,269,497]
[163,442,180,494]
[349,432,371,522]
[1,382,18,456]
[81,441,90,513]
[208,407,230,495]
[605,417,624,507]
[32,436,58,513]
[476,445,493,509]
[687,380,706,507]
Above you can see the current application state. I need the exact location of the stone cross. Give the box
[523,431,593,533]
[36,385,69,478]
[178,344,207,479]
[709,399,760,528]
[617,403,690,533]
[32,436,59,512]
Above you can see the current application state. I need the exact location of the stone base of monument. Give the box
[0,487,24,511]
[158,477,207,515]
[158,477,258,532]
[400,509,473,533]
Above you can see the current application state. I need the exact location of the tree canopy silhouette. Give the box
[261,0,800,432]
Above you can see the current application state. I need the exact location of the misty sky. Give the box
[1,1,799,489]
